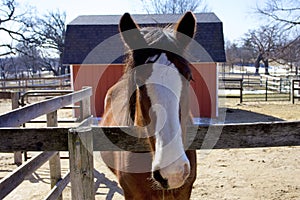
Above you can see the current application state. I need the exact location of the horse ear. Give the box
[119,13,147,49]
[175,11,196,49]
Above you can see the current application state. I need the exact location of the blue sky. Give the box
[22,0,268,43]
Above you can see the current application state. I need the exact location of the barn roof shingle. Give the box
[63,13,226,65]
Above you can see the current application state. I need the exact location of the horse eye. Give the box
[145,54,160,64]
[182,66,193,82]
[189,74,194,82]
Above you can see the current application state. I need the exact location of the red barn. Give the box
[63,13,225,118]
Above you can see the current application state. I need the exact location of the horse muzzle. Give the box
[153,158,190,190]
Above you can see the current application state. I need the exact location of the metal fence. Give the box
[219,73,299,103]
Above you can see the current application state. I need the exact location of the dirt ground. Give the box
[0,99,300,200]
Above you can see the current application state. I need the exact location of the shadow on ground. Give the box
[220,108,283,123]
[94,169,123,199]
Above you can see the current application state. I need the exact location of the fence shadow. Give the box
[94,169,123,200]
[222,108,283,123]
[25,167,70,184]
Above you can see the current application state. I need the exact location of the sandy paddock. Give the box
[0,100,300,200]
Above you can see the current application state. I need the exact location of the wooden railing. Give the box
[0,121,300,199]
[0,74,71,91]
[219,78,243,103]
[0,87,92,200]
[0,86,300,199]
[0,91,22,164]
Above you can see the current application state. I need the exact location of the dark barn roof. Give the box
[63,13,226,65]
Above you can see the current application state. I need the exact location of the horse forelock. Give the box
[141,26,178,49]
[124,26,184,72]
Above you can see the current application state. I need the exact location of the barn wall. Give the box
[72,63,217,118]
[72,64,124,118]
[190,62,217,118]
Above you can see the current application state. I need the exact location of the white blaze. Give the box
[145,53,189,171]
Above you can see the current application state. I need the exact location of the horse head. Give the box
[119,12,196,190]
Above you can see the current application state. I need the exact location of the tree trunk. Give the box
[254,53,262,74]
[263,59,270,75]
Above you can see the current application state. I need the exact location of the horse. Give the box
[100,12,197,199]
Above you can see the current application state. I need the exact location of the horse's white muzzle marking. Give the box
[159,155,190,189]
[145,53,190,189]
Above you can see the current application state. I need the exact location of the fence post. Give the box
[80,86,91,121]
[240,79,243,103]
[265,78,268,101]
[47,111,62,200]
[11,91,22,165]
[68,128,94,200]
[292,79,295,104]
[279,78,282,93]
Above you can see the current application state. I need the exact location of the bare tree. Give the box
[141,0,209,14]
[256,0,300,75]
[225,40,256,70]
[225,41,240,69]
[0,0,33,56]
[275,37,300,75]
[0,57,10,79]
[244,25,286,74]
[257,0,300,27]
[16,41,42,76]
[31,10,66,75]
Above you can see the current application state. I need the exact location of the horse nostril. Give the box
[153,170,169,189]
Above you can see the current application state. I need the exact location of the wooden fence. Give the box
[219,75,294,102]
[292,79,300,104]
[219,78,243,103]
[0,87,92,200]
[0,86,300,199]
[219,72,261,88]
[0,74,71,91]
[260,75,289,93]
[0,91,22,164]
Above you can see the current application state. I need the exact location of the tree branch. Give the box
[256,0,300,26]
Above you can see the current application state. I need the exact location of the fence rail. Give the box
[1,85,300,199]
[219,72,261,88]
[0,121,299,152]
[219,78,243,103]
[0,151,57,199]
[0,74,71,91]
[219,74,295,102]
[0,87,91,127]
[0,86,92,200]
[260,74,291,93]
[0,121,300,199]
[0,91,22,164]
